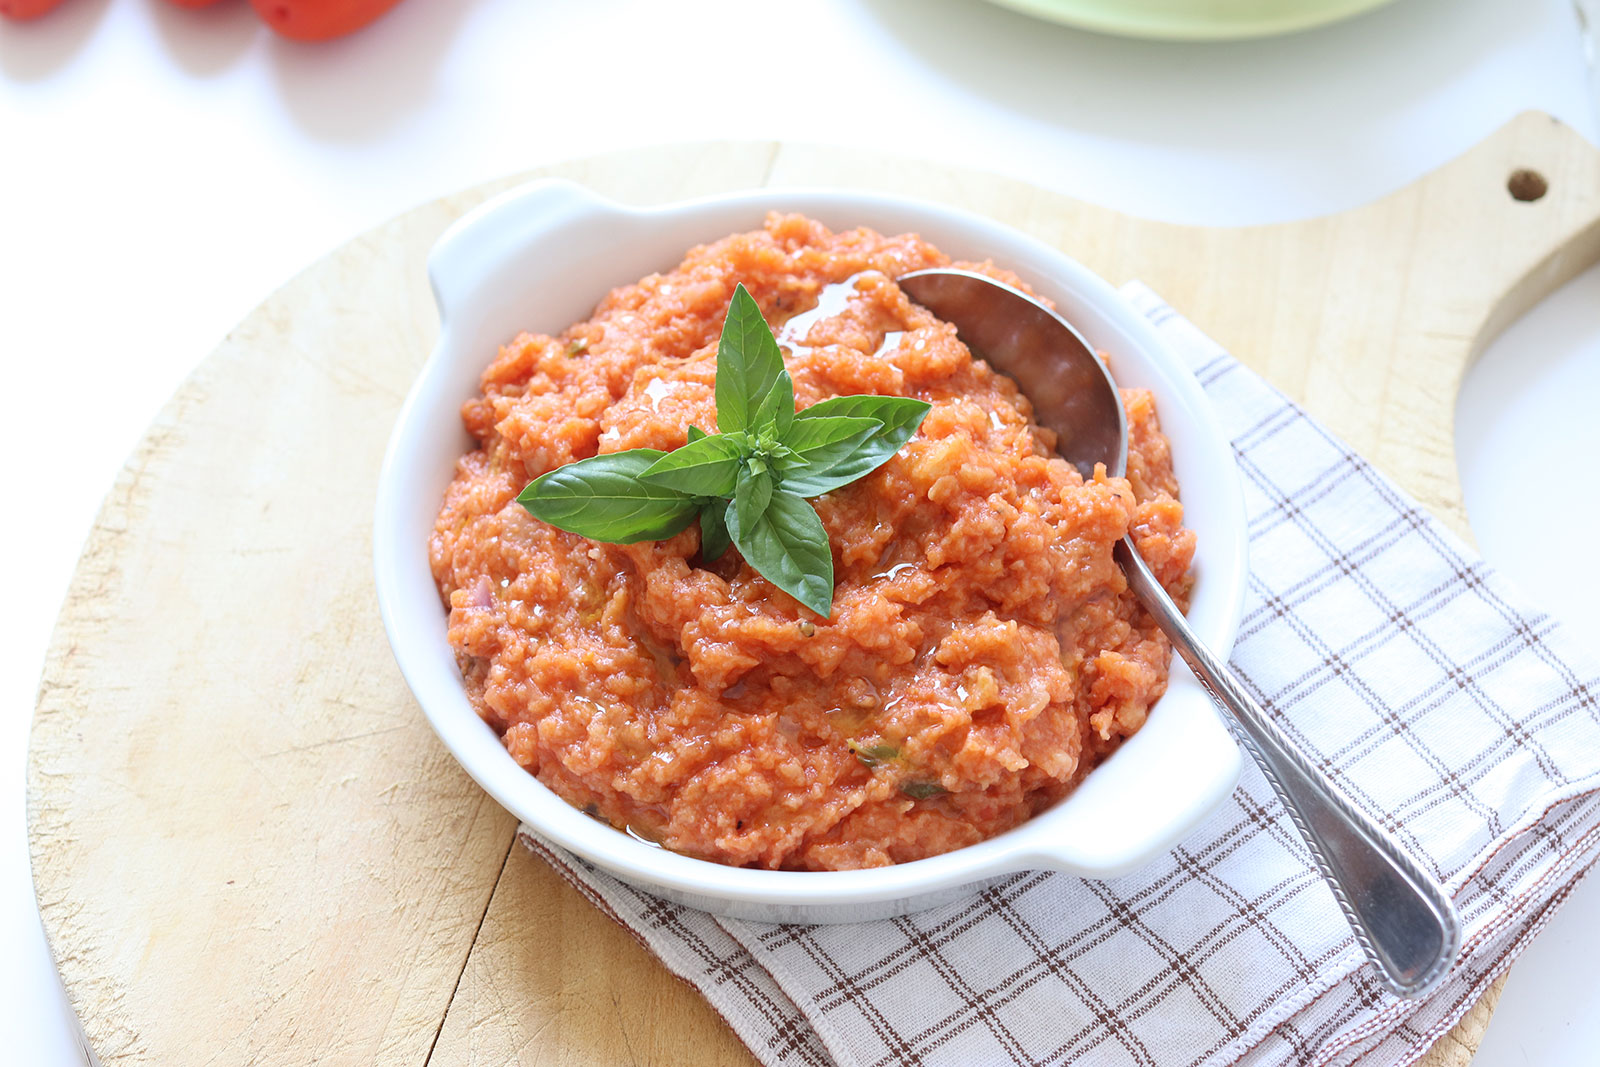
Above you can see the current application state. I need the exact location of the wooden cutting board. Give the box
[28,114,1600,1067]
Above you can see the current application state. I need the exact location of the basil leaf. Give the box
[734,465,775,537]
[750,369,795,439]
[728,489,834,617]
[638,434,744,497]
[518,449,701,544]
[715,284,786,434]
[775,414,880,473]
[699,500,731,562]
[514,293,932,619]
[793,393,930,436]
[782,395,932,496]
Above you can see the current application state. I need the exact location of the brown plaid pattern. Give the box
[516,284,1600,1067]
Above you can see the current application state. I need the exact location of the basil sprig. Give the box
[516,284,931,616]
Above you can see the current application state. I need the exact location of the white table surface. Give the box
[4,0,1598,1063]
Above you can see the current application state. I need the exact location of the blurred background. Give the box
[3,0,1597,1062]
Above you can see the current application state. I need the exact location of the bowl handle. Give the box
[427,179,624,324]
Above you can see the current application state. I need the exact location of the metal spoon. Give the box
[899,268,1461,999]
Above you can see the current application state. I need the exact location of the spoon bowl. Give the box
[898,268,1127,479]
[899,267,1462,998]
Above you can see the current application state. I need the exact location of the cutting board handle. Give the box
[1401,111,1600,353]
[1242,112,1600,536]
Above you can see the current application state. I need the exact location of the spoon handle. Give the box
[1116,540,1461,997]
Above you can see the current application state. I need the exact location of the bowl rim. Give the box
[374,179,1248,906]
[980,0,1399,41]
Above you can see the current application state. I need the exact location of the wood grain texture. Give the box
[28,118,1600,1067]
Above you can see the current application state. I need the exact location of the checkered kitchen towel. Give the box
[518,283,1600,1067]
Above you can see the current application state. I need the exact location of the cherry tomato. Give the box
[248,0,404,41]
[0,0,67,20]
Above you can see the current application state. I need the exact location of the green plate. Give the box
[981,0,1403,40]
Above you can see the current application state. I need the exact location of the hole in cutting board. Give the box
[1507,169,1549,202]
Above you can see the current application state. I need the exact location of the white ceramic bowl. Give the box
[375,180,1248,923]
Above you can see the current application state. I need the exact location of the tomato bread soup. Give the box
[430,216,1195,871]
